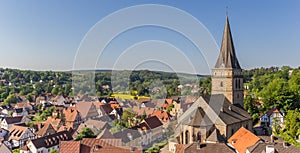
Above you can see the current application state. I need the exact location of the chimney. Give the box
[266,145,275,153]
[283,142,289,148]
[270,135,274,143]
[130,146,134,152]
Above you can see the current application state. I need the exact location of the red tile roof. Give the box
[59,141,81,153]
[228,127,260,153]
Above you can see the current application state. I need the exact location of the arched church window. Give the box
[185,130,189,144]
[197,132,201,142]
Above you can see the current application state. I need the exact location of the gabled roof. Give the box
[45,117,62,129]
[205,129,225,143]
[181,107,213,127]
[59,141,81,153]
[215,15,241,69]
[151,110,171,122]
[143,116,163,129]
[63,107,80,122]
[75,101,96,118]
[113,128,142,143]
[80,138,142,153]
[247,141,300,153]
[183,142,235,153]
[30,131,72,149]
[3,116,24,124]
[35,123,55,137]
[0,143,11,153]
[264,108,283,117]
[9,125,31,141]
[97,128,114,139]
[228,127,260,153]
[204,94,252,125]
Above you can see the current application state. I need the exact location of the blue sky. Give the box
[0,1,299,74]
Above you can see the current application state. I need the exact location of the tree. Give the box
[4,94,18,105]
[280,109,300,148]
[50,149,59,153]
[12,149,20,153]
[166,103,174,113]
[122,109,137,128]
[272,117,281,136]
[75,128,96,140]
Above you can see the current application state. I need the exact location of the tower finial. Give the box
[226,6,228,16]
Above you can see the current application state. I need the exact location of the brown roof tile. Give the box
[59,141,81,153]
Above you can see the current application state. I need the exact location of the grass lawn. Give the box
[110,93,150,100]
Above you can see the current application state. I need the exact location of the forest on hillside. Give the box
[243,66,300,147]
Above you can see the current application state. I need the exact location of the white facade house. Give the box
[260,108,284,127]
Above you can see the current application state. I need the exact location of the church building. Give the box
[174,15,253,146]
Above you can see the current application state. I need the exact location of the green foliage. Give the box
[145,140,168,153]
[50,149,59,153]
[110,120,125,133]
[4,94,18,105]
[122,108,137,128]
[12,149,20,153]
[244,95,259,124]
[166,103,174,113]
[75,128,96,140]
[280,109,300,148]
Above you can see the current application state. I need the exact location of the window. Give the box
[220,82,223,87]
[240,79,243,89]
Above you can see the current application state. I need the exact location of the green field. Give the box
[110,93,150,100]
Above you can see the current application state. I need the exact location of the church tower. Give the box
[212,15,244,107]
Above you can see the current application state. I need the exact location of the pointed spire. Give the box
[215,15,241,69]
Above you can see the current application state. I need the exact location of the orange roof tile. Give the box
[228,127,260,153]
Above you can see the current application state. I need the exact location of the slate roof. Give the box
[181,107,213,127]
[215,15,241,69]
[113,128,141,143]
[143,116,163,129]
[181,143,235,153]
[96,128,114,139]
[30,131,72,149]
[247,141,300,153]
[205,129,225,143]
[3,116,24,124]
[204,94,252,125]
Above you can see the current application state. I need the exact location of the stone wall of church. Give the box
[226,119,253,138]
[211,68,244,107]
[179,125,212,144]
